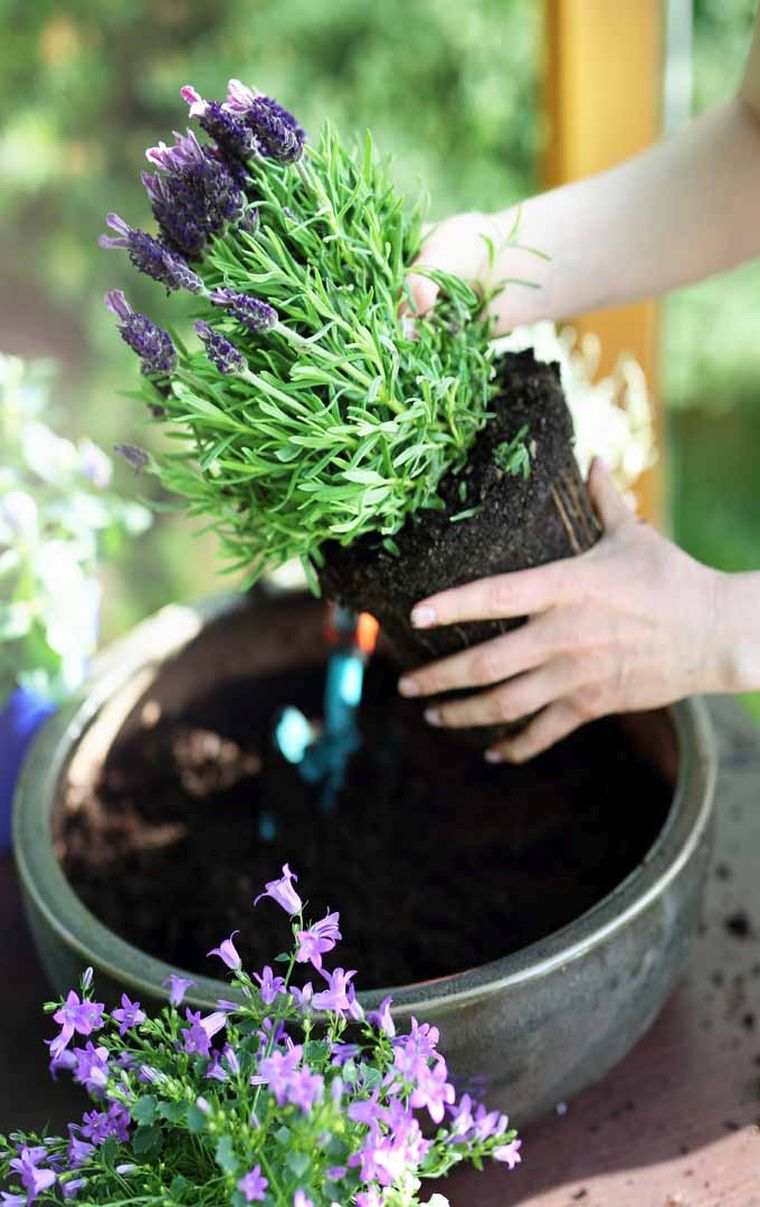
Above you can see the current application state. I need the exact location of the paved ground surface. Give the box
[1,698,759,1205]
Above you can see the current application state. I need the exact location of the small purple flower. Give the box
[408,1055,456,1125]
[194,321,245,374]
[80,1102,131,1145]
[330,1042,361,1067]
[312,966,357,1016]
[163,973,195,1006]
[254,862,302,915]
[293,1192,314,1207]
[180,1008,227,1058]
[99,214,202,291]
[223,1044,240,1076]
[251,1044,303,1105]
[143,129,244,258]
[254,964,286,1006]
[493,1138,522,1169]
[105,291,176,377]
[9,1147,56,1204]
[113,443,150,473]
[62,1178,87,1201]
[111,993,146,1036]
[295,910,341,971]
[225,79,305,162]
[367,994,395,1039]
[210,288,278,333]
[49,990,105,1059]
[238,1165,268,1203]
[66,1132,95,1169]
[205,1051,228,1082]
[71,1042,109,1095]
[181,85,258,160]
[290,982,314,1013]
[285,1066,324,1113]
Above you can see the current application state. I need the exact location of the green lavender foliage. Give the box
[141,125,501,587]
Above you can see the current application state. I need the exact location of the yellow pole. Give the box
[542,0,665,523]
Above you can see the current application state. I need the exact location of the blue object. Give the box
[0,686,56,852]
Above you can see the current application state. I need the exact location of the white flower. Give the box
[22,420,79,486]
[0,490,38,541]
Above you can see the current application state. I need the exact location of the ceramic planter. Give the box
[13,591,717,1124]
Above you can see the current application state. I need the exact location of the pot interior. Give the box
[53,591,678,992]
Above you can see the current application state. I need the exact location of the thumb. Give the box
[588,457,633,532]
[404,255,441,317]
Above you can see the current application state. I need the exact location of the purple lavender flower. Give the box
[143,129,244,258]
[493,1138,522,1169]
[71,1042,109,1095]
[254,964,286,1006]
[194,321,245,375]
[367,994,395,1039]
[113,443,150,473]
[181,86,258,159]
[49,990,105,1059]
[99,214,202,292]
[312,967,357,1016]
[9,1146,57,1204]
[238,1165,268,1203]
[163,973,195,1006]
[254,862,302,914]
[111,993,146,1036]
[105,291,176,377]
[210,288,277,333]
[225,79,305,162]
[295,910,341,971]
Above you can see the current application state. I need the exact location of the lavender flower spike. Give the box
[225,79,305,163]
[99,214,202,293]
[143,130,244,259]
[210,288,277,333]
[105,291,176,377]
[194,321,245,375]
[180,85,258,160]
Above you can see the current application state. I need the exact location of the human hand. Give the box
[397,460,725,762]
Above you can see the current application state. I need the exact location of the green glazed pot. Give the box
[13,589,717,1124]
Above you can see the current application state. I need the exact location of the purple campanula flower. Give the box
[180,1008,227,1058]
[347,1090,382,1127]
[408,1055,455,1124]
[354,1191,383,1207]
[329,1041,361,1067]
[143,129,244,258]
[99,214,202,292]
[111,993,146,1036]
[66,1131,95,1169]
[71,1042,109,1095]
[223,1044,240,1076]
[254,964,286,1006]
[286,1066,324,1113]
[295,910,341,972]
[290,981,313,1013]
[62,1179,87,1201]
[238,1165,268,1203]
[105,291,176,377]
[9,1147,56,1204]
[194,321,245,375]
[1,1193,26,1206]
[225,79,305,162]
[326,1165,346,1181]
[210,288,277,333]
[80,1102,130,1145]
[471,1102,509,1142]
[293,1191,314,1207]
[181,85,258,159]
[163,973,195,1006]
[312,966,356,1016]
[367,994,395,1039]
[205,1051,228,1082]
[254,862,302,914]
[493,1137,522,1169]
[49,990,105,1059]
[250,1044,302,1104]
[207,928,243,971]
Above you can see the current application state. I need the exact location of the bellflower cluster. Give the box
[1,866,520,1205]
[101,77,508,589]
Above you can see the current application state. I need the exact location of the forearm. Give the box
[713,571,760,694]
[489,98,760,331]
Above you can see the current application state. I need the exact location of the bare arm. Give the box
[410,9,760,330]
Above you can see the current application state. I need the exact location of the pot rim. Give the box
[13,593,717,1017]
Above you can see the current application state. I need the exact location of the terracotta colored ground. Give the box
[2,698,759,1206]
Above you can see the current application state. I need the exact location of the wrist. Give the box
[710,570,760,694]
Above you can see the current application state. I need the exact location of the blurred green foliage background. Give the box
[0,0,758,713]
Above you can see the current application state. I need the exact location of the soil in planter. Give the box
[59,653,673,991]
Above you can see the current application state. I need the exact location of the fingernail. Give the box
[424,708,442,727]
[410,605,436,629]
[485,749,503,764]
[398,677,419,698]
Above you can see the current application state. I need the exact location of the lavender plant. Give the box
[0,866,520,1206]
[101,80,522,590]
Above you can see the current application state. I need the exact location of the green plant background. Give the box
[0,0,758,712]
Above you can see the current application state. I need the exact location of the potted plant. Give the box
[98,79,616,725]
[1,867,521,1206]
[0,353,151,851]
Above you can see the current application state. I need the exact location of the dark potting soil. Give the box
[59,652,672,991]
